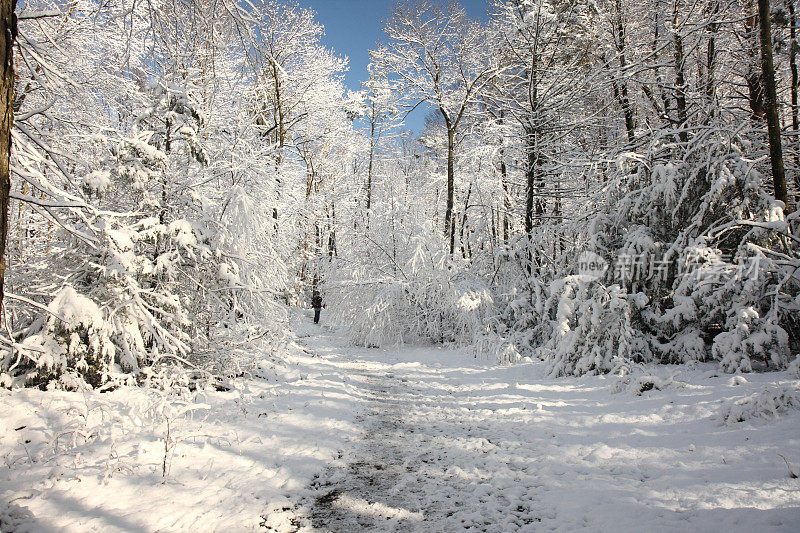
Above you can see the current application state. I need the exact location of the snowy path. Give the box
[307,365,424,530]
[280,330,544,531]
[2,320,798,532]
[265,326,800,532]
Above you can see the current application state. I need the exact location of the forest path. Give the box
[260,322,800,533]
[2,322,795,532]
[276,325,547,532]
[307,364,427,530]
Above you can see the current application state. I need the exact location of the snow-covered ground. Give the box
[2,315,799,532]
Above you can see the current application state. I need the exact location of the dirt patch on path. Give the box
[307,368,425,531]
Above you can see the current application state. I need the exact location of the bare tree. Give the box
[359,65,399,213]
[374,0,499,255]
[612,0,636,142]
[493,0,598,271]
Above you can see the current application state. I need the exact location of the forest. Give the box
[1,0,798,387]
[0,0,798,530]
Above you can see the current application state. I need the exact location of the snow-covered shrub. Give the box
[0,501,35,532]
[15,287,115,389]
[654,242,792,371]
[788,356,800,378]
[333,250,496,348]
[610,370,684,395]
[476,126,799,377]
[713,308,790,373]
[491,256,550,362]
[719,384,800,424]
[597,129,798,372]
[649,329,708,364]
[535,278,650,377]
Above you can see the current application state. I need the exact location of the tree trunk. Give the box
[789,1,799,174]
[328,201,337,257]
[0,0,16,314]
[524,130,536,237]
[673,1,689,144]
[445,125,455,255]
[160,117,171,226]
[705,0,719,118]
[366,111,374,211]
[758,0,792,212]
[745,6,766,119]
[498,110,510,244]
[272,62,284,222]
[614,0,635,142]
[524,127,542,274]
[500,151,509,244]
[459,183,471,259]
[651,10,671,123]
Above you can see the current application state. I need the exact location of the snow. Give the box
[1,326,360,530]
[81,170,111,195]
[47,286,103,331]
[2,317,799,531]
[719,384,800,425]
[168,220,197,249]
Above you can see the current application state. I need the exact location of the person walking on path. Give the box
[312,289,323,324]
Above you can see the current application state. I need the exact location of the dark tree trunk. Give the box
[459,183,471,259]
[272,63,284,222]
[705,0,719,118]
[160,117,170,225]
[445,125,455,255]
[673,1,689,144]
[524,127,543,274]
[745,8,766,119]
[498,111,510,244]
[366,102,375,211]
[789,1,800,174]
[328,202,337,257]
[758,0,792,211]
[500,153,509,244]
[0,0,16,313]
[614,0,635,142]
[524,130,536,237]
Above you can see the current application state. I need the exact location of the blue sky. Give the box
[294,0,492,134]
